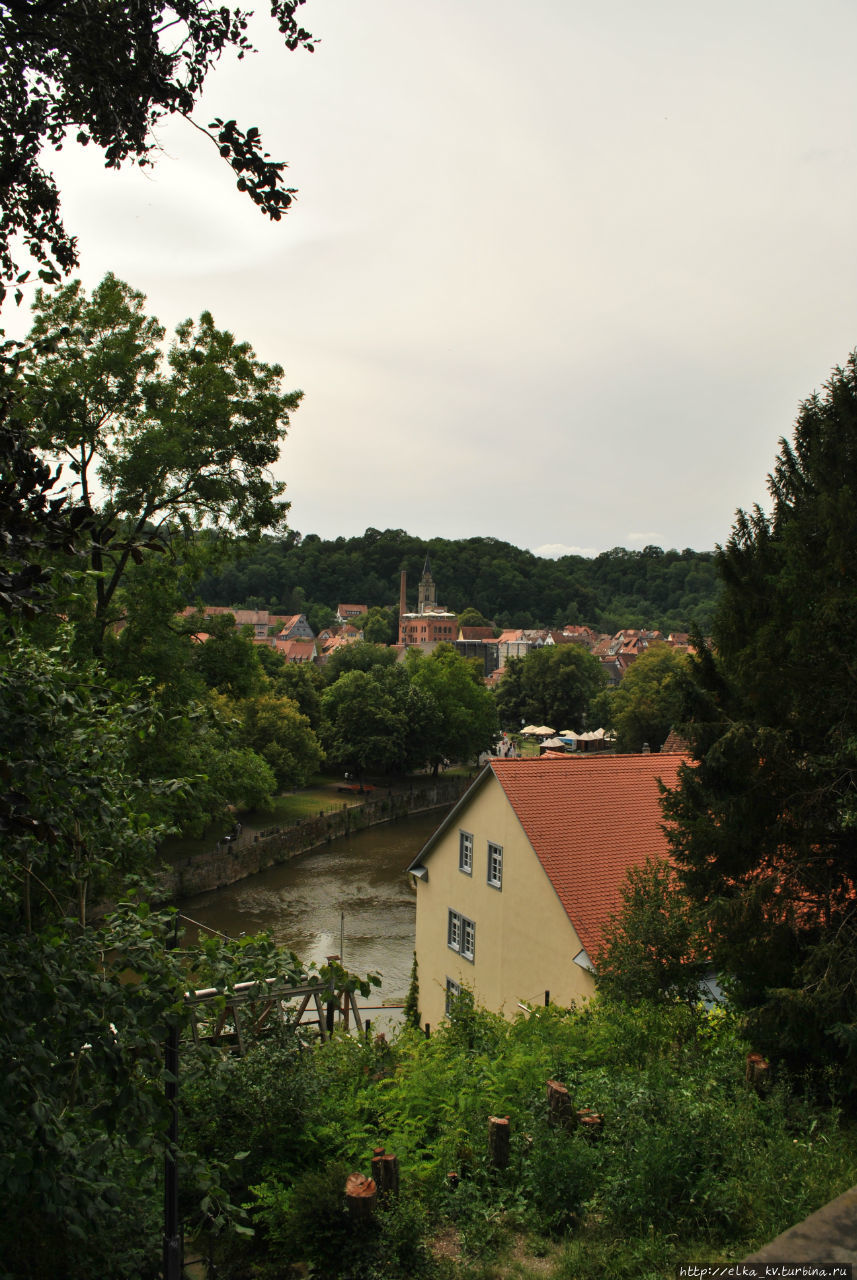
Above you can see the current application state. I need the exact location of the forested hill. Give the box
[196,528,721,633]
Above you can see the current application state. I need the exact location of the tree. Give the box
[322,639,396,685]
[360,605,397,645]
[495,644,606,731]
[663,353,857,1066]
[320,668,408,778]
[407,643,498,771]
[242,692,323,790]
[266,660,323,730]
[607,643,689,753]
[0,0,315,304]
[190,616,265,699]
[16,274,302,652]
[596,859,710,1005]
[457,607,493,629]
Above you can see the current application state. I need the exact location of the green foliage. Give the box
[404,952,421,1030]
[321,667,410,777]
[0,1,315,303]
[605,641,689,752]
[16,273,302,652]
[359,605,398,645]
[495,644,607,732]
[267,657,324,728]
[125,688,276,837]
[323,638,398,685]
[596,858,711,1005]
[664,352,857,1071]
[182,996,857,1278]
[0,632,163,926]
[190,616,266,698]
[319,646,497,778]
[458,607,494,628]
[407,643,499,770]
[195,528,721,634]
[241,690,324,790]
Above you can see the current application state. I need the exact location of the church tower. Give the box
[417,553,437,615]
[397,552,457,649]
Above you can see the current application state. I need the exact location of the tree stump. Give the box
[546,1078,576,1130]
[745,1051,771,1091]
[488,1115,510,1169]
[379,1153,400,1199]
[345,1172,377,1219]
[576,1108,604,1140]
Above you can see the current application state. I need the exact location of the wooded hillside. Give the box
[195,529,720,632]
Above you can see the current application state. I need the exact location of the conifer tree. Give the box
[663,353,857,1066]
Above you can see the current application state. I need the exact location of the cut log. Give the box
[371,1147,385,1186]
[576,1108,604,1140]
[745,1051,771,1091]
[379,1153,400,1199]
[546,1078,576,1130]
[488,1115,510,1169]
[345,1172,377,1219]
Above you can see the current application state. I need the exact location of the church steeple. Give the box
[418,553,437,614]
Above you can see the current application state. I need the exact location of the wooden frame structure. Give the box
[184,975,364,1054]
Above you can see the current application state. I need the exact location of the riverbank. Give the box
[153,774,471,902]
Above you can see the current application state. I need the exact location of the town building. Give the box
[408,752,686,1028]
[397,555,458,649]
[272,637,317,663]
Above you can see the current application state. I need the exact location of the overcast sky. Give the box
[12,0,857,557]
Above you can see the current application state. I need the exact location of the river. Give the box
[179,808,449,1025]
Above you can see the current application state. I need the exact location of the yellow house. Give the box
[408,753,686,1029]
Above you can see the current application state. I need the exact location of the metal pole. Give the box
[340,911,344,965]
[163,921,181,1280]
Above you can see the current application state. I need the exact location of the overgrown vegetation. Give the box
[178,998,857,1279]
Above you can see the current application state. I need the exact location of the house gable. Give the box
[410,753,686,1028]
[411,770,587,1028]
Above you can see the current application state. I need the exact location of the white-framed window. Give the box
[459,830,473,874]
[445,977,461,1015]
[487,842,503,889]
[447,909,475,962]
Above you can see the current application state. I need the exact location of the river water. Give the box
[179,808,448,1021]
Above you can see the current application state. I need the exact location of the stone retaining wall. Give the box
[155,776,471,903]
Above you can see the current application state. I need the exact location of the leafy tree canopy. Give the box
[16,273,301,652]
[406,643,498,771]
[0,0,315,304]
[242,690,323,790]
[495,643,607,732]
[606,642,689,753]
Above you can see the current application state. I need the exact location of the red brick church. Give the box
[397,554,458,649]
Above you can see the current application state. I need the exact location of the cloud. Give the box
[626,533,664,546]
[531,543,598,560]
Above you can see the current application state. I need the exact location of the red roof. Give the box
[489,754,686,958]
[275,638,316,662]
[459,626,495,641]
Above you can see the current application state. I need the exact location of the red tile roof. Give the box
[459,626,496,641]
[275,638,316,662]
[490,753,686,959]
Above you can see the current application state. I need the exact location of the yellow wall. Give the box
[413,771,596,1030]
